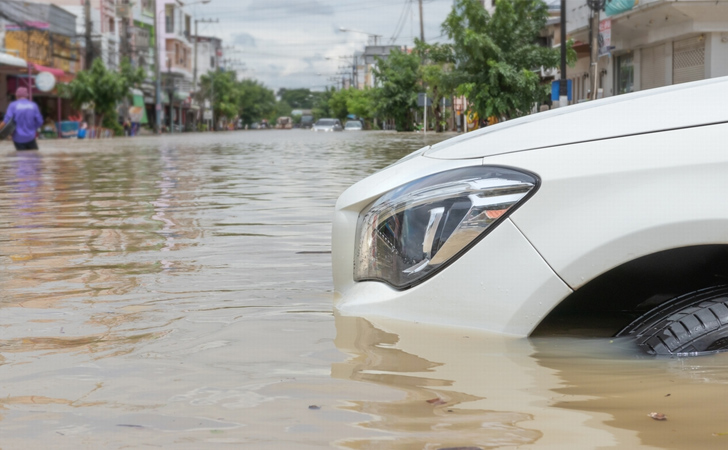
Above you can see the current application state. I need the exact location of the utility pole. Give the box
[418,0,425,42]
[153,0,162,134]
[167,61,175,134]
[352,55,358,89]
[587,0,606,100]
[558,0,567,107]
[85,0,93,69]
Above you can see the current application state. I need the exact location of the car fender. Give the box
[501,123,728,291]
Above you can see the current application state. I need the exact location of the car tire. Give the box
[616,285,728,356]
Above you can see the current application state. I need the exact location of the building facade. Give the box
[158,0,193,129]
[1,0,82,122]
[565,0,728,102]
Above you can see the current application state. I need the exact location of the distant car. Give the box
[301,115,314,129]
[332,77,728,357]
[344,120,363,131]
[313,118,343,132]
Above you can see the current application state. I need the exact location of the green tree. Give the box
[269,100,292,123]
[238,79,276,126]
[346,88,376,127]
[372,49,421,131]
[328,88,350,121]
[415,41,457,132]
[312,87,335,119]
[199,70,239,130]
[60,58,144,131]
[443,0,561,120]
[278,88,315,109]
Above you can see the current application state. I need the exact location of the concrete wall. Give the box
[705,32,728,78]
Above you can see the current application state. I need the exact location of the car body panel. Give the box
[333,218,572,335]
[501,122,728,290]
[424,77,728,160]
[332,77,728,336]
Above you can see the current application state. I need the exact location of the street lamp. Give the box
[178,0,211,5]
[339,27,382,46]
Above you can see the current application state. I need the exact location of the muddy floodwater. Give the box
[3,130,728,449]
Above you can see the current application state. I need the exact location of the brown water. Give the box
[2,131,728,449]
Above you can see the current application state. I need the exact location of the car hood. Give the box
[424,77,728,160]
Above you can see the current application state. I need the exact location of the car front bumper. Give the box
[332,153,572,336]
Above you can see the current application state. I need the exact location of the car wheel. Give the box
[616,285,728,356]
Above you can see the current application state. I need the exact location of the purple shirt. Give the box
[5,98,43,143]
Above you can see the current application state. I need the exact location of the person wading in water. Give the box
[0,87,44,151]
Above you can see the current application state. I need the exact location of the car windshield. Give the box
[316,119,336,126]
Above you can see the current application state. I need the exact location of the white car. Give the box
[312,118,343,132]
[344,120,363,131]
[332,77,728,356]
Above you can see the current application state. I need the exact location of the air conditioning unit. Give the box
[540,66,558,78]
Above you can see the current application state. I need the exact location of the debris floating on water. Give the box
[648,412,667,421]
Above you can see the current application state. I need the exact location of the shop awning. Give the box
[30,63,65,77]
[0,52,27,68]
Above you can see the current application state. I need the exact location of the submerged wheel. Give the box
[616,285,728,356]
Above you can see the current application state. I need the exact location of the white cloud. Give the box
[187,0,454,90]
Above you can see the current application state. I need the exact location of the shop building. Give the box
[564,0,728,102]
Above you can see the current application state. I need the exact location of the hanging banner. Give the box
[599,18,612,56]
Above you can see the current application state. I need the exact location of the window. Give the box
[210,56,215,68]
[615,52,634,95]
[165,5,174,33]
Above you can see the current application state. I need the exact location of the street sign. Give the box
[417,93,432,107]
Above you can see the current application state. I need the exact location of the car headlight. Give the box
[354,166,539,289]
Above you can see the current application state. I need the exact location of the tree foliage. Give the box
[443,0,560,119]
[278,88,315,109]
[199,70,239,129]
[238,79,277,126]
[60,57,144,128]
[415,40,457,132]
[312,87,335,119]
[372,49,421,131]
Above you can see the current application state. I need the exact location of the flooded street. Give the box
[2,130,728,449]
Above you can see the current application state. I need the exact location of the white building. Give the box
[193,35,222,91]
[52,0,120,70]
[564,0,728,102]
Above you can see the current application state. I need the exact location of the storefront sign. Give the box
[35,72,56,92]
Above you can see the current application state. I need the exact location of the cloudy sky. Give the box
[185,0,455,92]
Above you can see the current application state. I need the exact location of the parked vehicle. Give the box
[332,77,728,356]
[276,116,293,129]
[344,120,363,131]
[312,118,343,132]
[301,115,314,129]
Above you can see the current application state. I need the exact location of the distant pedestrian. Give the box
[0,87,43,151]
[78,122,88,139]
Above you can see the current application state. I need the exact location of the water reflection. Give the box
[332,314,638,449]
[531,337,728,449]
